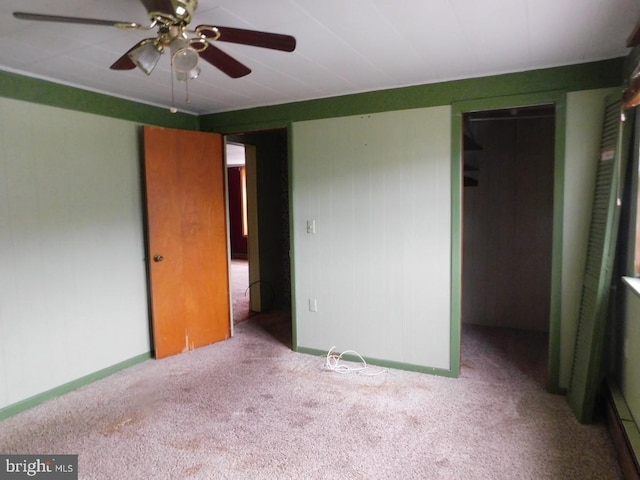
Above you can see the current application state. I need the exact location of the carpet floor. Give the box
[230,259,253,324]
[0,312,621,479]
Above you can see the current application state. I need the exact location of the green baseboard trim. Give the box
[0,352,152,421]
[295,346,457,378]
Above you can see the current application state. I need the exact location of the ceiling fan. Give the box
[13,0,296,81]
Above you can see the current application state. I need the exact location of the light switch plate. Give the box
[306,220,316,234]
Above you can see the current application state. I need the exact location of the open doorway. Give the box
[225,129,292,346]
[461,104,555,388]
[225,142,252,323]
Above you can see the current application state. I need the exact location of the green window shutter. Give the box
[568,95,628,423]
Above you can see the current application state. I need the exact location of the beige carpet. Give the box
[0,314,621,479]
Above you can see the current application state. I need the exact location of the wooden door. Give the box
[143,126,230,359]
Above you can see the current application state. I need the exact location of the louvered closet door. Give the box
[568,95,627,423]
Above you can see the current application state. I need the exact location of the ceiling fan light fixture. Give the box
[128,40,162,75]
[170,37,199,73]
[13,0,297,85]
[176,65,201,82]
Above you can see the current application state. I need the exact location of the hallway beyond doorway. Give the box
[231,259,253,324]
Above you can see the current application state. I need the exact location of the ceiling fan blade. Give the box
[110,55,136,71]
[197,25,296,52]
[110,40,149,70]
[139,0,175,16]
[13,11,132,27]
[198,43,251,78]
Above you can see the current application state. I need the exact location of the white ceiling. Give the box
[0,0,638,115]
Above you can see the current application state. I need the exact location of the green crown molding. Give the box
[200,58,624,134]
[2,59,623,133]
[0,69,198,130]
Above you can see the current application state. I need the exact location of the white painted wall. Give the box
[0,97,150,410]
[560,87,619,389]
[292,107,452,370]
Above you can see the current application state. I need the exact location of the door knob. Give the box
[153,254,164,262]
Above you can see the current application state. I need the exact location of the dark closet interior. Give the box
[462,104,555,333]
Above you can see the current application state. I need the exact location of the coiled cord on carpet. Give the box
[324,346,388,376]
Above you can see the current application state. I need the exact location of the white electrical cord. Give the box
[324,346,388,376]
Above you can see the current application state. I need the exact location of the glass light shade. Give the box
[128,41,162,75]
[170,38,199,73]
[176,66,201,82]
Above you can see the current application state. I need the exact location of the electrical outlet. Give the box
[309,298,318,312]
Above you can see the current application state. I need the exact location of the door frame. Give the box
[244,143,262,312]
[450,91,567,393]
[223,129,293,325]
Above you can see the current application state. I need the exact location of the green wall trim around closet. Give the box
[451,91,568,392]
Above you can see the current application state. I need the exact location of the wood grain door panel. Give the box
[143,126,230,359]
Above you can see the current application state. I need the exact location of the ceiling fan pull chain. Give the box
[170,62,177,113]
